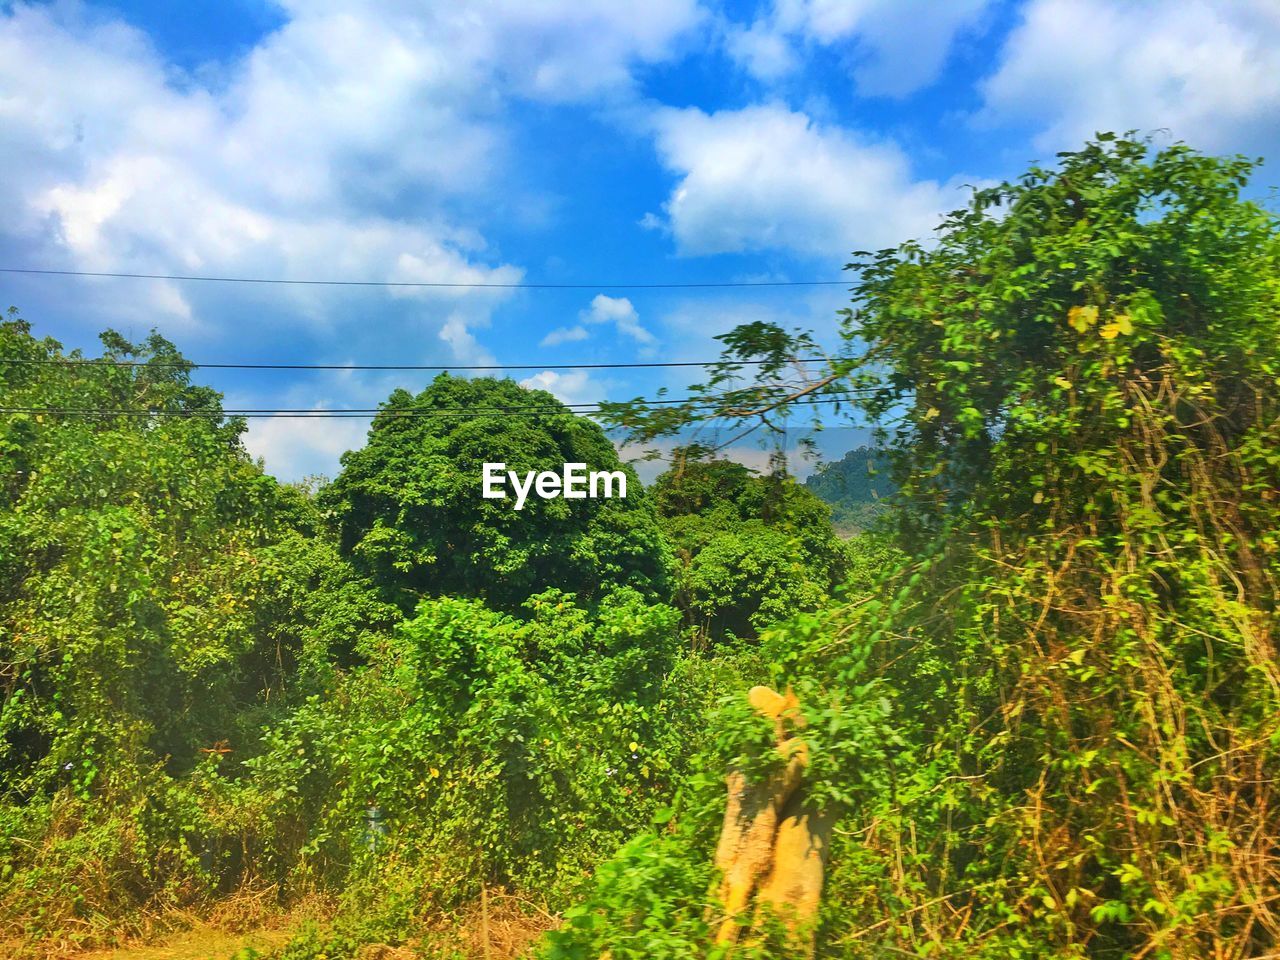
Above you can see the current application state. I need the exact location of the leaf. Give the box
[1099,314,1133,339]
[1068,305,1099,332]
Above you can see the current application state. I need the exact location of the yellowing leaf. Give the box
[1068,305,1098,332]
[1032,490,1044,504]
[1053,376,1073,389]
[1099,323,1120,339]
[923,406,940,420]
[1112,313,1133,335]
[629,741,640,752]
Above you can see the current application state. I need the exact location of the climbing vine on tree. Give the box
[833,135,1280,958]
[580,136,1280,958]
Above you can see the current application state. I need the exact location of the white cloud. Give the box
[540,325,591,347]
[724,19,798,81]
[979,0,1280,155]
[0,1,704,339]
[518,369,600,407]
[582,294,655,345]
[727,0,993,97]
[537,295,656,349]
[265,0,705,103]
[242,413,371,484]
[438,311,498,366]
[649,104,964,257]
[0,0,708,480]
[0,3,528,344]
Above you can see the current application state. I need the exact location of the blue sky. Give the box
[3,0,1279,480]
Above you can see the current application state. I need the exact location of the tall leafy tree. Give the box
[0,315,395,939]
[652,457,848,640]
[320,375,671,612]
[825,137,1280,956]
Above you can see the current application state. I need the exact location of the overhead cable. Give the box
[0,266,848,290]
[0,392,874,420]
[0,356,832,371]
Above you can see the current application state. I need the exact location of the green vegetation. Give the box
[319,375,670,613]
[2,135,1278,959]
[802,445,894,534]
[653,458,851,641]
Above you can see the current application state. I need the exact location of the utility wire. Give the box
[0,392,874,420]
[0,357,828,371]
[0,267,848,290]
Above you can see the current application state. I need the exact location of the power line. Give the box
[0,392,874,420]
[0,267,849,290]
[0,357,828,371]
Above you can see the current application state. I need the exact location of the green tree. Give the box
[652,457,847,640]
[580,136,1280,958]
[0,314,396,943]
[320,375,670,612]
[243,588,708,911]
[823,136,1280,956]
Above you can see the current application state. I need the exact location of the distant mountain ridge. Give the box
[803,445,895,534]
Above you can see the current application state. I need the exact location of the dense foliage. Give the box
[574,136,1280,959]
[802,445,894,533]
[828,136,1280,958]
[0,316,398,947]
[652,458,850,640]
[319,375,670,613]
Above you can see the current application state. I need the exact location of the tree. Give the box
[577,136,1280,958]
[0,314,396,939]
[652,457,847,640]
[802,444,894,533]
[320,375,670,613]
[822,137,1280,955]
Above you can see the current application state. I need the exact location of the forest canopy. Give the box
[802,445,894,534]
[318,374,671,613]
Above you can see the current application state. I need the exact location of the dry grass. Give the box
[22,923,291,960]
[425,890,560,960]
[4,888,328,960]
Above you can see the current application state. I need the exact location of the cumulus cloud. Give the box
[0,3,528,342]
[0,1,704,330]
[261,0,705,104]
[540,325,591,347]
[582,294,655,345]
[241,414,371,484]
[726,0,993,97]
[979,0,1280,155]
[538,295,655,349]
[724,19,798,81]
[0,0,703,476]
[232,365,414,482]
[518,369,600,407]
[648,104,964,257]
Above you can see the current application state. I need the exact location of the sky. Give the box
[2,0,1279,481]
